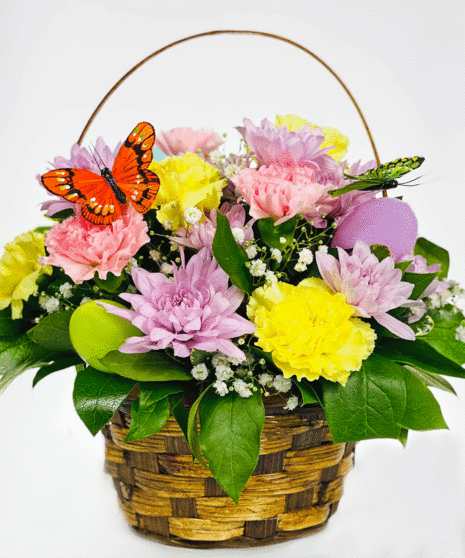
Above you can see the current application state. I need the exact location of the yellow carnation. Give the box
[276,114,349,163]
[0,231,52,319]
[247,277,376,385]
[149,153,226,231]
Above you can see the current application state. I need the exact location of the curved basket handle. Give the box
[78,30,381,167]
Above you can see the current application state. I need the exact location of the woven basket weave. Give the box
[102,396,355,548]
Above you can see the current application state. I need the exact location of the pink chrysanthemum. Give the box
[155,127,224,157]
[238,118,339,174]
[232,164,328,225]
[39,137,121,217]
[310,160,378,228]
[98,248,256,360]
[41,206,149,284]
[316,240,415,340]
[172,202,254,252]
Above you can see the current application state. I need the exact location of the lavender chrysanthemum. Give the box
[172,202,254,252]
[98,248,256,360]
[238,118,339,174]
[309,159,378,228]
[316,240,415,340]
[39,137,122,216]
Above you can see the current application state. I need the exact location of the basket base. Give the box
[125,501,340,549]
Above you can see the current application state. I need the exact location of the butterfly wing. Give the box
[41,168,123,225]
[112,122,160,213]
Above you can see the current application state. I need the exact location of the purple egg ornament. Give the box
[331,197,418,261]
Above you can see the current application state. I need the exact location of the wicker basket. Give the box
[102,396,355,548]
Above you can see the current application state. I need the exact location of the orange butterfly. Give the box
[41,122,160,225]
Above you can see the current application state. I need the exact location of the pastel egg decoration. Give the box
[331,197,418,261]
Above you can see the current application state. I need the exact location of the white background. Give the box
[1,1,465,557]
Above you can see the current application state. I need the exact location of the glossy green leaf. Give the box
[212,212,253,294]
[370,244,391,262]
[28,310,74,352]
[125,395,171,442]
[0,333,55,394]
[198,388,265,504]
[403,272,438,300]
[98,350,191,382]
[0,308,27,338]
[257,216,298,249]
[403,365,457,395]
[414,237,449,279]
[398,367,448,431]
[395,260,413,274]
[293,378,320,405]
[421,305,465,366]
[170,393,189,440]
[33,354,84,387]
[375,338,465,378]
[322,353,407,443]
[73,366,137,435]
[94,272,126,293]
[187,387,211,467]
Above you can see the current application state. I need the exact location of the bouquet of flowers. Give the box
[1,114,464,505]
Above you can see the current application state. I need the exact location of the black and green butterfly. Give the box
[329,156,425,197]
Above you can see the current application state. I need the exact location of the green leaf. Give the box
[293,378,320,405]
[98,350,191,382]
[198,388,265,504]
[28,310,74,352]
[212,212,253,294]
[0,333,55,394]
[403,365,457,395]
[322,353,407,443]
[257,216,298,249]
[395,260,413,274]
[33,354,84,387]
[375,338,465,378]
[414,237,450,279]
[94,272,126,293]
[370,244,391,261]
[398,367,448,431]
[0,308,28,338]
[124,396,171,442]
[397,428,409,447]
[421,306,465,366]
[73,366,137,436]
[403,272,438,300]
[170,392,189,439]
[187,387,211,467]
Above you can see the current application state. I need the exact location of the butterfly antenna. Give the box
[400,175,423,186]
[90,141,108,170]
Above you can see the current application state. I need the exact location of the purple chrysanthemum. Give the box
[310,159,378,227]
[238,118,339,174]
[39,137,121,216]
[172,202,254,253]
[316,240,415,340]
[98,248,256,360]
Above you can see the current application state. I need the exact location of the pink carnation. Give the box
[316,240,415,340]
[232,164,327,225]
[98,248,256,360]
[155,127,224,157]
[41,206,149,284]
[172,202,254,252]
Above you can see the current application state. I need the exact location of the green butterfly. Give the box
[329,156,425,197]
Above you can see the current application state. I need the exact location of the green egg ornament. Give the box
[69,299,141,372]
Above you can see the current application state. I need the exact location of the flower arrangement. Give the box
[1,114,464,506]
